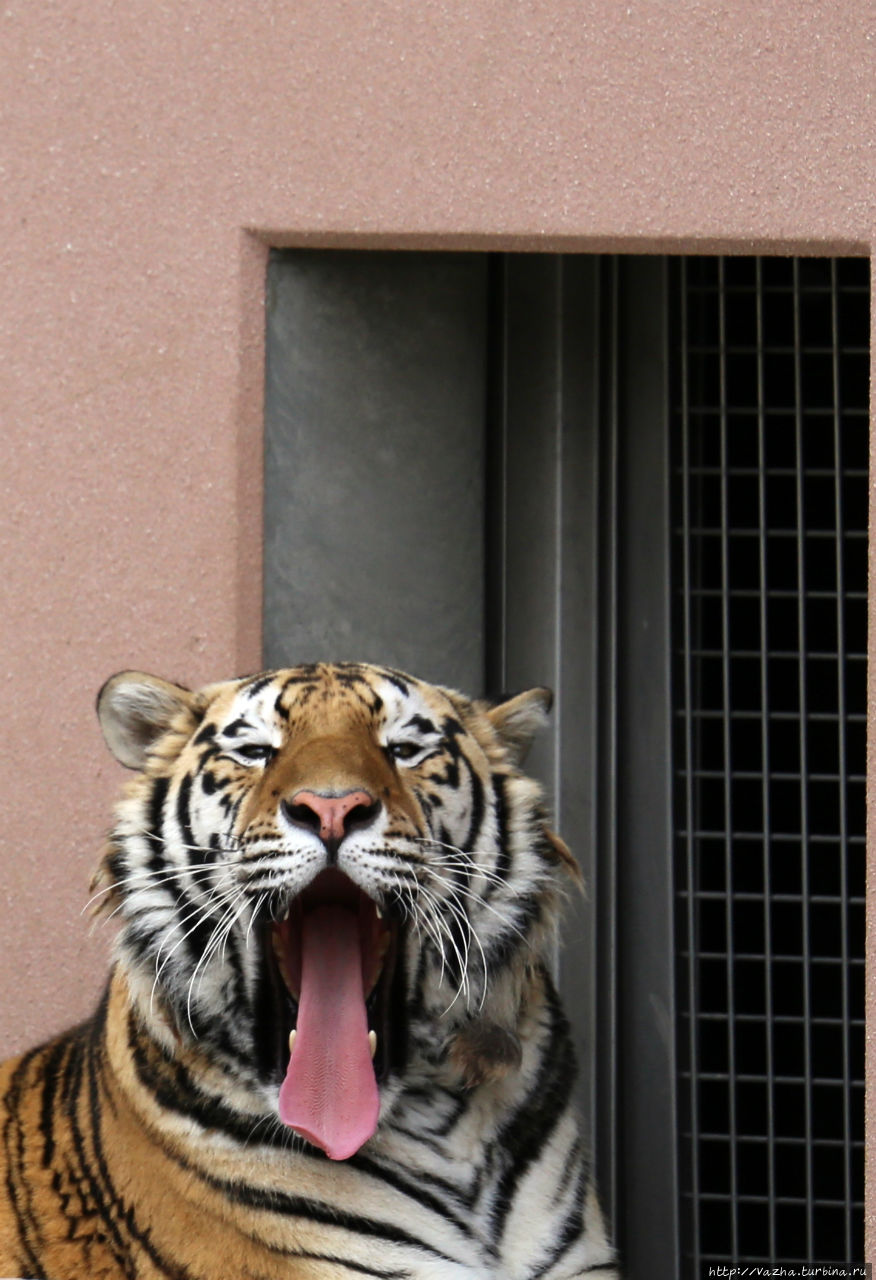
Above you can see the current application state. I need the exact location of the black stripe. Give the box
[178,869,223,981]
[335,669,371,690]
[435,822,471,995]
[387,1121,455,1160]
[190,1172,456,1260]
[86,1012,194,1279]
[276,671,320,689]
[374,1131,483,1214]
[192,720,217,748]
[483,895,540,972]
[103,841,127,901]
[222,717,252,737]
[437,757,486,992]
[175,774,199,867]
[12,1253,44,1279]
[374,668,411,697]
[218,924,252,1040]
[490,774,512,891]
[403,715,437,734]
[127,1015,286,1149]
[56,1015,132,1269]
[290,1253,409,1278]
[129,1100,459,1265]
[410,946,429,1012]
[145,775,170,874]
[529,1160,590,1277]
[3,1046,50,1276]
[349,1154,478,1244]
[244,674,275,698]
[367,1121,477,1206]
[463,760,485,855]
[490,972,577,1242]
[251,935,292,1083]
[554,1134,586,1204]
[396,1085,468,1140]
[36,1037,68,1169]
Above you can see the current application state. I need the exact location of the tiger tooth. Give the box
[375,904,383,919]
[368,1030,377,1059]
[288,1029,297,1054]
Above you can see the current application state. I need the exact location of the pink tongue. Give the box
[278,904,380,1160]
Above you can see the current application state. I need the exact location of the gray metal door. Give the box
[264,250,488,692]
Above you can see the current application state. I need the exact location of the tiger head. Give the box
[94,662,578,1161]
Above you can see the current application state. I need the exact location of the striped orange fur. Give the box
[0,664,617,1279]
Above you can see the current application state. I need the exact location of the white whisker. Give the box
[186,893,250,1034]
[427,868,531,951]
[149,885,240,1014]
[415,880,475,1013]
[82,862,220,915]
[245,893,267,949]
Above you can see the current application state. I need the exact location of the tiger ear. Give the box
[486,687,553,764]
[97,671,195,769]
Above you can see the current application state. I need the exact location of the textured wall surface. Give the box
[0,0,873,1241]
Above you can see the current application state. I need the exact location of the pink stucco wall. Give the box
[1,0,874,1250]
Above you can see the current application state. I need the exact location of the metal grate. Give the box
[673,257,869,1269]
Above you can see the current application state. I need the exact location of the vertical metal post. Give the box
[791,260,816,1257]
[754,257,778,1260]
[491,255,679,1273]
[613,256,679,1276]
[677,255,702,1272]
[829,259,853,1260]
[488,253,612,1208]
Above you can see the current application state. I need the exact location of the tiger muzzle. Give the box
[280,788,381,862]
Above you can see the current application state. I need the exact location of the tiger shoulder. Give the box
[0,662,618,1279]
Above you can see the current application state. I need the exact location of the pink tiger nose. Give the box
[282,788,380,853]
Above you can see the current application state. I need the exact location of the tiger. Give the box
[0,661,617,1279]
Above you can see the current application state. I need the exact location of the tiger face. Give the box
[95,662,573,1163]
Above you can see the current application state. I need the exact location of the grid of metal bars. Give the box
[673,257,868,1269]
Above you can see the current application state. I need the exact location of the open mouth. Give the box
[265,869,404,1160]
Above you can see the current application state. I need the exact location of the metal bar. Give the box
[494,253,613,1226]
[755,257,778,1260]
[592,254,620,1233]
[717,257,740,1262]
[561,255,613,1210]
[484,253,510,697]
[661,257,681,1271]
[791,257,815,1257]
[679,256,702,1278]
[829,258,853,1260]
[553,259,564,819]
[614,255,678,1276]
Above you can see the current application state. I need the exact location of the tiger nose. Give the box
[281,789,380,851]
